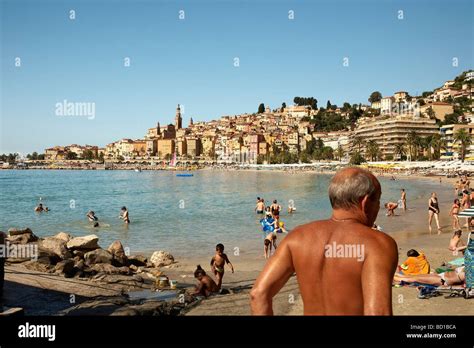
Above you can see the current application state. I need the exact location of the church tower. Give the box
[175,104,182,130]
[189,117,193,127]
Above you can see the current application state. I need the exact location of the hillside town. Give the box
[2,70,473,168]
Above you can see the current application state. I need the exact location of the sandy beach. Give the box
[1,172,471,316]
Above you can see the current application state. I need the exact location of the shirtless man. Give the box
[255,199,265,214]
[400,189,406,211]
[193,265,219,297]
[250,167,398,315]
[210,243,234,290]
[384,202,398,216]
[34,203,44,212]
[119,206,130,224]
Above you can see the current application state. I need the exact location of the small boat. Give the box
[176,173,193,177]
[135,168,141,172]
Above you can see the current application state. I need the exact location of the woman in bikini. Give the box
[394,266,465,287]
[428,192,441,234]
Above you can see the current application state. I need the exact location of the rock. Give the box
[74,259,85,270]
[6,232,38,245]
[84,249,113,266]
[90,263,131,275]
[54,259,75,277]
[38,237,69,259]
[150,251,174,268]
[6,257,31,263]
[53,232,72,242]
[66,235,99,250]
[129,264,138,272]
[23,260,53,273]
[107,240,128,266]
[73,250,85,259]
[37,248,61,265]
[127,255,147,267]
[8,228,32,236]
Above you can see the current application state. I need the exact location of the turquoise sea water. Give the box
[0,170,452,259]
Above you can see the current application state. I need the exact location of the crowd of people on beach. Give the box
[255,197,291,259]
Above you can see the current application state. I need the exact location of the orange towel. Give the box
[400,253,430,275]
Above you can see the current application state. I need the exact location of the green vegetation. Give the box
[293,97,317,109]
[257,103,265,114]
[453,128,472,162]
[368,91,382,104]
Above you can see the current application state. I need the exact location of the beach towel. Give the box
[400,253,430,275]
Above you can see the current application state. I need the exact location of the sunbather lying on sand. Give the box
[394,266,465,286]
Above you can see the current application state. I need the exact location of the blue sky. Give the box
[1,0,473,154]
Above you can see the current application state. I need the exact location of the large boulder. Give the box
[107,241,128,266]
[7,232,38,245]
[84,249,113,266]
[53,232,73,243]
[23,258,54,273]
[67,235,99,250]
[150,251,174,268]
[8,228,32,236]
[54,259,75,277]
[38,237,69,259]
[127,255,147,267]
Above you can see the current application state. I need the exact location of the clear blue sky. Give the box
[1,0,472,154]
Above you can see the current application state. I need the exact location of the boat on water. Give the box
[176,173,193,177]
[135,168,142,172]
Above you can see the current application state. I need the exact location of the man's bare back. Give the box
[287,220,397,314]
[250,167,398,315]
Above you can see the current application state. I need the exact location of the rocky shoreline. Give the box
[1,228,201,316]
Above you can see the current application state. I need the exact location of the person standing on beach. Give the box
[428,192,441,234]
[250,167,398,315]
[210,244,234,290]
[449,199,461,230]
[400,189,407,211]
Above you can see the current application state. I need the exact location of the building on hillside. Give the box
[186,138,202,158]
[420,102,454,121]
[157,139,175,159]
[354,115,439,160]
[44,146,67,160]
[440,124,474,160]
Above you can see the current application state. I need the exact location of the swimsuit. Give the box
[256,210,264,214]
[428,198,439,213]
[214,265,224,274]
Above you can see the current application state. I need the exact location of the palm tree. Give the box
[406,131,420,161]
[394,143,406,161]
[453,128,472,162]
[337,145,344,162]
[352,136,365,153]
[429,133,442,160]
[366,140,380,161]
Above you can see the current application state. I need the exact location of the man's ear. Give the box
[361,195,369,212]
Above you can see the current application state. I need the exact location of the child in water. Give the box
[210,243,234,290]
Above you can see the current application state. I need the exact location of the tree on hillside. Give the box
[66,151,78,160]
[351,136,365,153]
[368,91,382,104]
[326,100,332,109]
[454,128,472,162]
[258,103,265,114]
[281,102,286,112]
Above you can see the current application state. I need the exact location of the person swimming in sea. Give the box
[86,211,98,222]
[34,203,49,212]
[255,198,265,214]
[119,206,130,224]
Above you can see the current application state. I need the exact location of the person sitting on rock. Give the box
[193,265,219,297]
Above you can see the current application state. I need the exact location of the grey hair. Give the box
[328,169,378,209]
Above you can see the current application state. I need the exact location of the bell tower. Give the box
[175,104,182,130]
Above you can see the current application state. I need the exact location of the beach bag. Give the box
[464,232,474,288]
